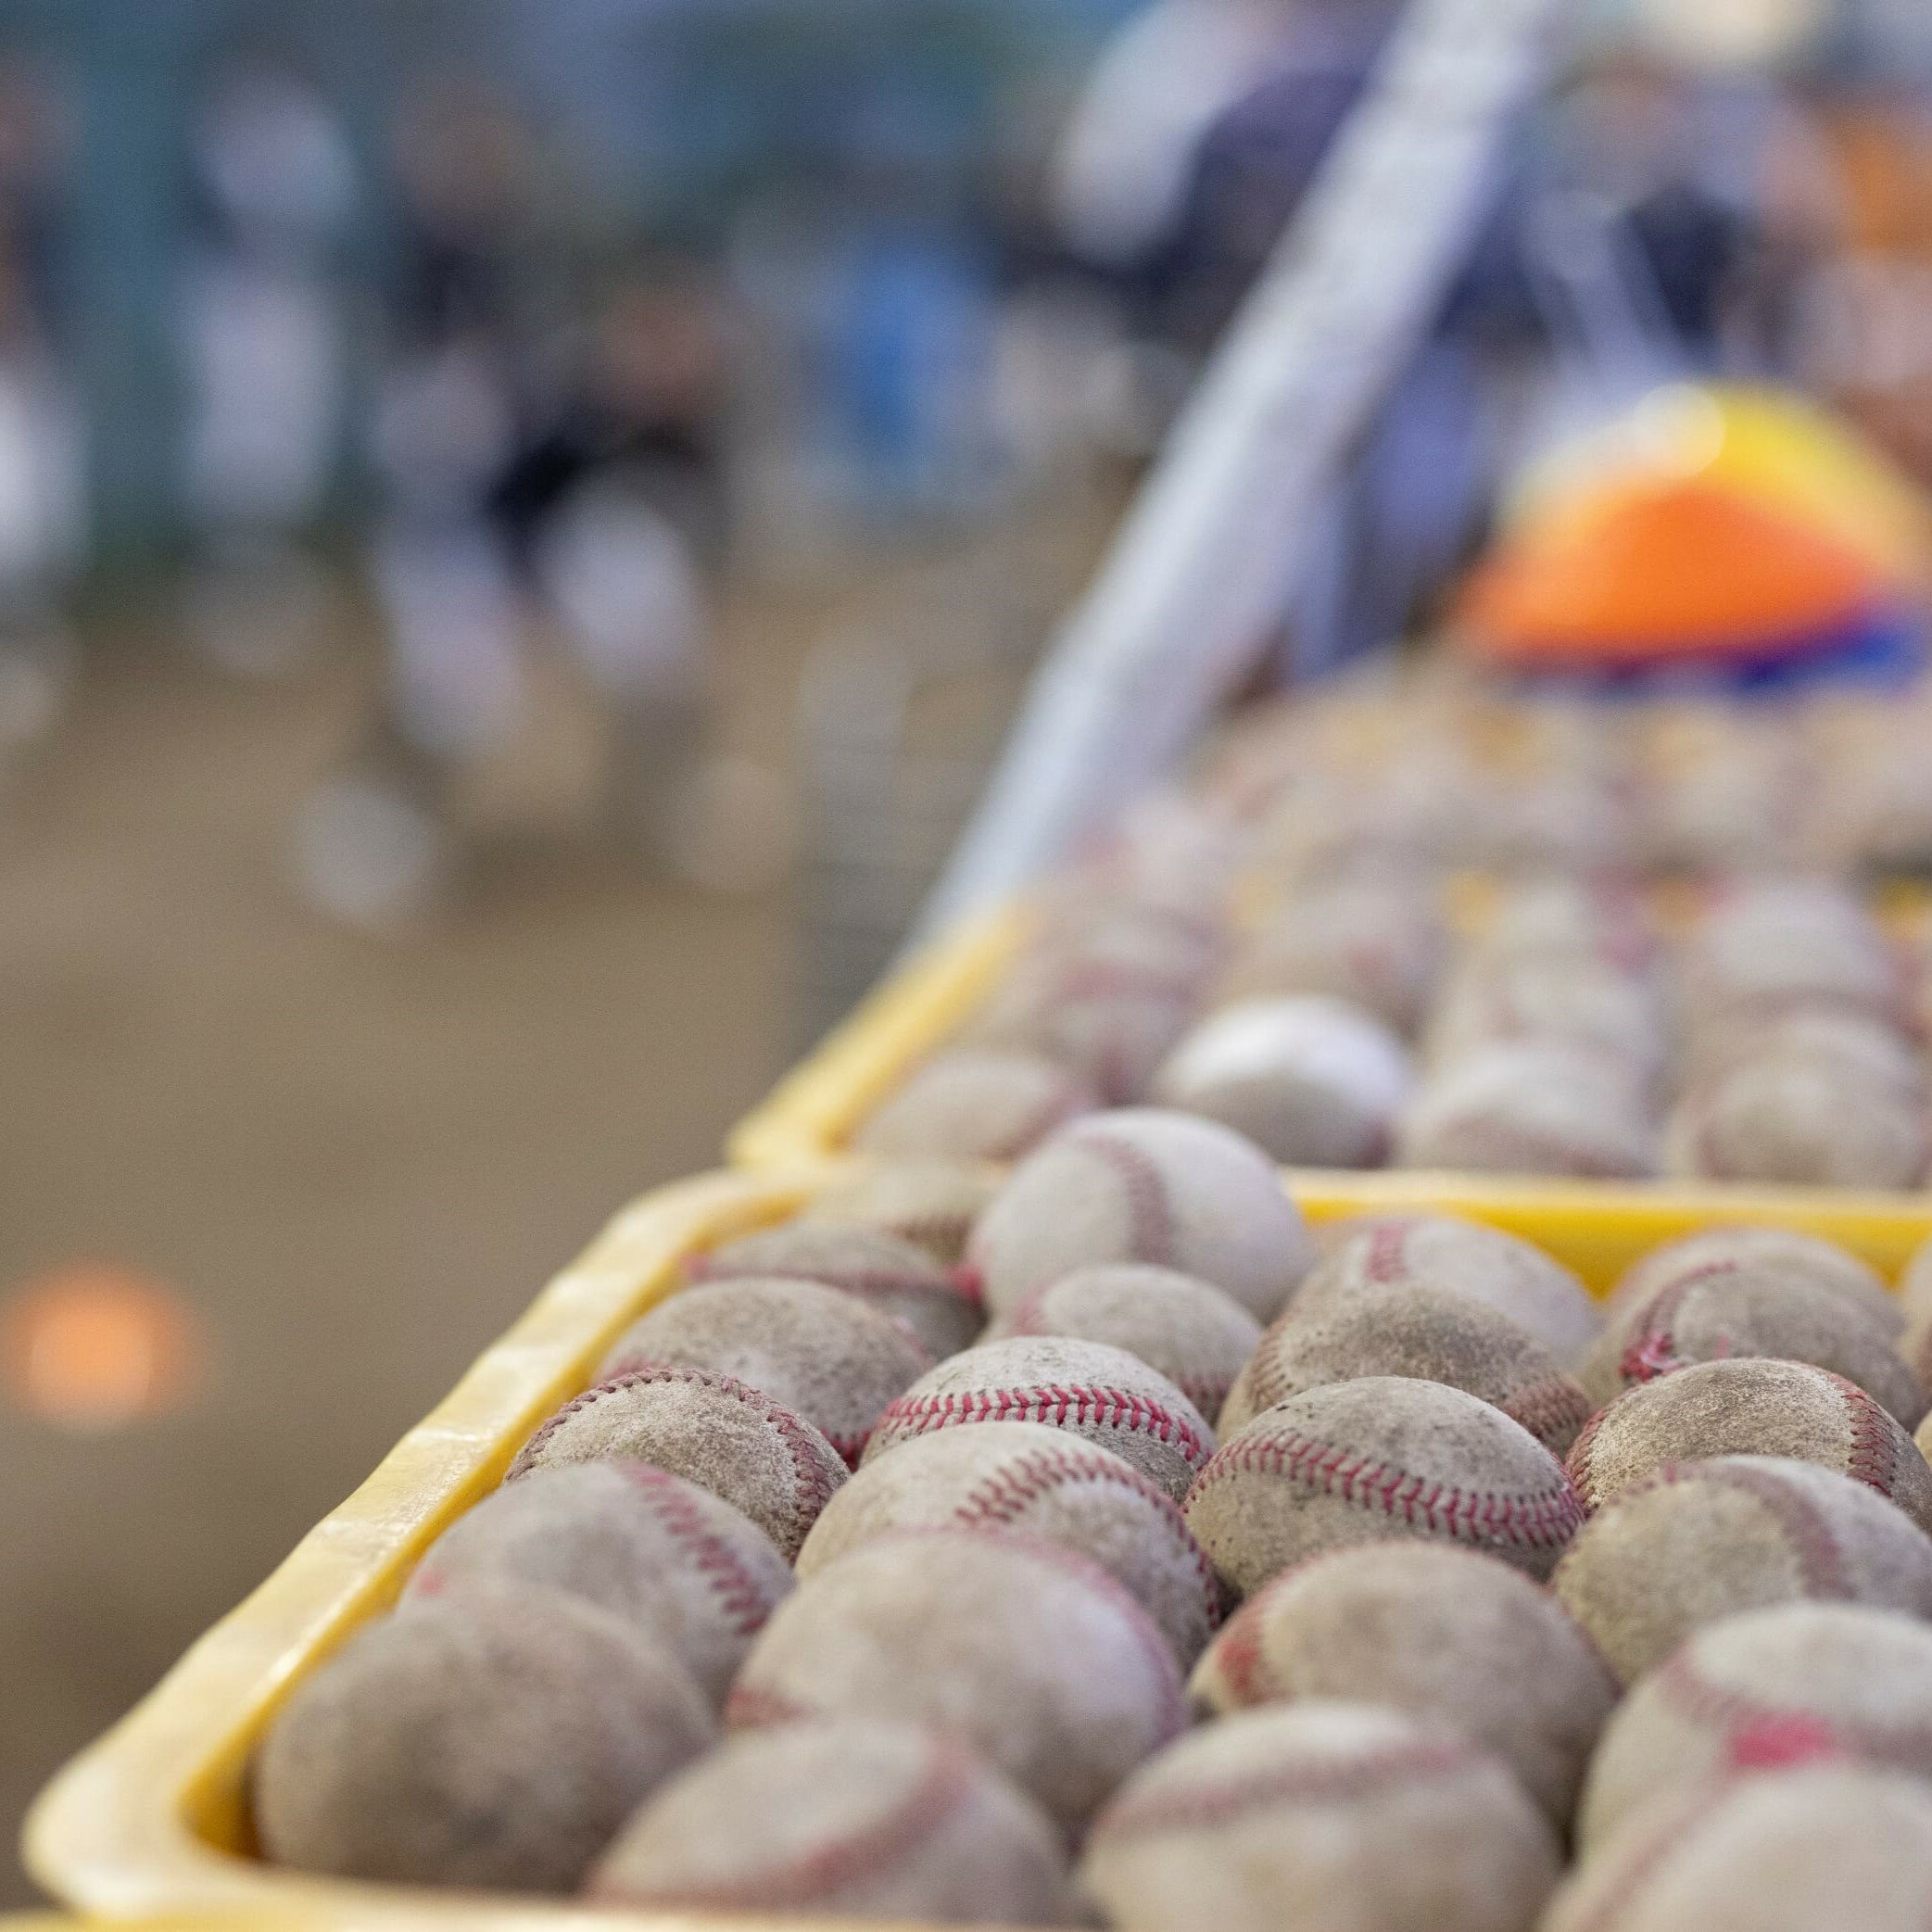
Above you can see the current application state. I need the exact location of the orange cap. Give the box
[1460,477,1888,668]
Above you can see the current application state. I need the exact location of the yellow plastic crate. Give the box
[27,1163,1932,1932]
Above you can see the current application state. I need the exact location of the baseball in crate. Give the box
[244,1110,1932,1932]
[824,703,1932,1191]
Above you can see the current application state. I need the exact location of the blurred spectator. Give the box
[297,77,743,926]
[0,56,82,756]
[1785,77,1932,483]
[178,52,360,679]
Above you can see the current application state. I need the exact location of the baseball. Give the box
[1184,1376,1583,1595]
[598,1277,931,1465]
[726,1527,1185,1835]
[1578,1601,1932,1852]
[854,1047,1096,1162]
[508,1362,847,1560]
[1150,995,1413,1168]
[966,1108,1317,1322]
[588,1718,1073,1924]
[403,1460,789,1703]
[1575,1265,1925,1425]
[1551,1454,1932,1685]
[1605,1225,1900,1339]
[1219,1285,1592,1453]
[1189,1541,1614,1826]
[986,1262,1262,1422]
[1544,1765,1932,1932]
[862,1334,1215,1502]
[796,1421,1220,1663]
[697,1215,983,1356]
[255,1580,713,1892]
[1664,1046,1929,1191]
[1395,1039,1660,1181]
[802,1158,998,1270]
[1290,1212,1602,1366]
[1566,1357,1932,1533]
[1079,1701,1560,1932]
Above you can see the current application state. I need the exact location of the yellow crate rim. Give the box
[26,1163,1932,1932]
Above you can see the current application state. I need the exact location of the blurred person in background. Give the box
[177,52,360,681]
[297,76,741,928]
[1783,72,1932,482]
[1048,0,1839,672]
[0,56,82,761]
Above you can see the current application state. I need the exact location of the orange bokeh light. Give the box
[0,1263,207,1432]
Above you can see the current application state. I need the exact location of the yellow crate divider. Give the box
[27,1162,1932,1932]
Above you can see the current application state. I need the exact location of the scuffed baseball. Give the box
[404,1461,789,1703]
[1545,1765,1932,1932]
[1080,1701,1560,1932]
[863,1335,1215,1503]
[1190,1542,1614,1827]
[1185,1376,1583,1595]
[695,1217,983,1357]
[1578,1601,1932,1852]
[1551,1454,1932,1685]
[797,1421,1220,1664]
[508,1363,847,1561]
[588,1718,1074,1924]
[1567,1357,1932,1533]
[726,1527,1185,1834]
[1150,995,1412,1168]
[1292,1212,1602,1360]
[966,1109,1317,1322]
[987,1263,1262,1421]
[599,1277,932,1464]
[1219,1285,1592,1453]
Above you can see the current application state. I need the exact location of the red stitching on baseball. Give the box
[1565,1405,1612,1511]
[1656,1644,1932,1767]
[1092,1736,1475,1840]
[951,1440,1221,1626]
[1072,1128,1179,1268]
[1632,1462,1852,1598]
[871,1383,1210,1470]
[948,1261,986,1307]
[507,1362,842,1548]
[986,1071,1093,1162]
[1363,1220,1409,1286]
[1618,1261,1742,1386]
[1205,1596,1276,1705]
[607,1461,777,1637]
[1832,1372,1901,1496]
[840,1525,1190,1741]
[1193,1430,1583,1549]
[1557,1778,1732,1932]
[1500,1372,1594,1452]
[1001,1285,1053,1339]
[723,1681,812,1728]
[590,1736,975,1910]
[999,1291,1230,1418]
[691,1252,971,1315]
